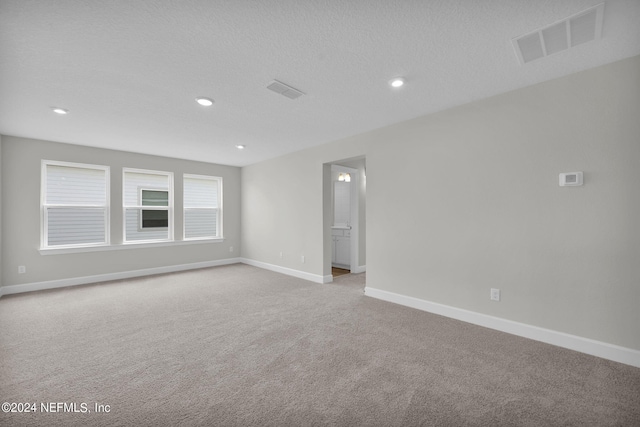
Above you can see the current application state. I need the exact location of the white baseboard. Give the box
[1,257,346,298]
[352,264,366,274]
[332,264,366,274]
[0,258,242,297]
[364,287,640,369]
[240,258,329,284]
[332,263,350,270]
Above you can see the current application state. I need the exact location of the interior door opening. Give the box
[325,159,365,281]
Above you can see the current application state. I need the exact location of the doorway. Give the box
[324,158,366,281]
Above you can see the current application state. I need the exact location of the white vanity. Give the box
[331,225,351,268]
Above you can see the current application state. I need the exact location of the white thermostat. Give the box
[559,172,583,186]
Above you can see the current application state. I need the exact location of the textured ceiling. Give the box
[1,0,639,167]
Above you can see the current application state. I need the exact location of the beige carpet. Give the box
[1,264,639,426]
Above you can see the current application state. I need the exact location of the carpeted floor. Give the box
[1,264,639,426]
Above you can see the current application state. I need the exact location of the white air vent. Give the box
[267,80,305,100]
[512,3,604,65]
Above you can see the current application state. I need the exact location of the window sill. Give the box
[39,238,225,255]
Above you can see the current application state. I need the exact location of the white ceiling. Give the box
[1,0,639,167]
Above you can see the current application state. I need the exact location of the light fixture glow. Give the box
[236,145,246,150]
[389,77,406,88]
[52,107,68,114]
[338,173,351,182]
[196,97,214,106]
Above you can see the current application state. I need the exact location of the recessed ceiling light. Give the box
[389,77,406,88]
[195,97,214,106]
[52,107,68,114]
[236,145,246,150]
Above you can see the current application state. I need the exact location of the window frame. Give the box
[40,160,111,250]
[183,173,223,241]
[122,167,174,244]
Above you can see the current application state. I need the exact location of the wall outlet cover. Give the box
[559,171,583,186]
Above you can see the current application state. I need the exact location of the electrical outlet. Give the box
[229,246,233,252]
[490,288,500,301]
[18,265,26,274]
[301,255,305,264]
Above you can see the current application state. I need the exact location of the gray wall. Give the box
[366,55,640,350]
[0,135,3,288]
[1,136,241,287]
[241,136,366,277]
[242,55,640,351]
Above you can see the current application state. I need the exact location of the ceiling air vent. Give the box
[267,80,305,100]
[512,3,604,65]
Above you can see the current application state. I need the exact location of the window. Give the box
[41,160,109,249]
[140,189,169,228]
[183,174,222,240]
[123,168,173,242]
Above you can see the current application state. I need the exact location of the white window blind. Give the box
[42,161,109,248]
[123,169,173,242]
[184,174,221,240]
